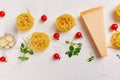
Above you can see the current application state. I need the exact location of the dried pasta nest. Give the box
[56,14,75,32]
[111,31,120,49]
[115,4,120,19]
[28,32,50,51]
[16,10,34,31]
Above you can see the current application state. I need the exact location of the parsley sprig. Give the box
[88,56,94,62]
[65,38,82,58]
[18,43,34,61]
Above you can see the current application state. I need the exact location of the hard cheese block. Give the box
[81,7,107,57]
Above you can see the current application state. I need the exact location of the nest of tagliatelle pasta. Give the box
[16,10,34,31]
[115,4,120,19]
[56,14,76,32]
[109,31,120,49]
[28,32,50,52]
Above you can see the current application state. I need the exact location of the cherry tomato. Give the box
[53,53,60,60]
[75,32,82,39]
[53,33,60,40]
[0,56,6,62]
[0,11,5,17]
[41,15,47,22]
[111,24,118,31]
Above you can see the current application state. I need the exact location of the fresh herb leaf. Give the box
[29,50,34,55]
[18,56,29,61]
[21,43,25,48]
[65,40,70,44]
[74,51,80,55]
[91,56,94,59]
[20,47,24,53]
[88,56,94,62]
[75,47,80,52]
[22,57,29,61]
[116,54,120,59]
[88,59,92,62]
[68,51,73,58]
[116,54,119,57]
[77,43,82,47]
[69,45,74,51]
[24,47,29,53]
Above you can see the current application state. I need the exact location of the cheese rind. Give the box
[81,7,107,57]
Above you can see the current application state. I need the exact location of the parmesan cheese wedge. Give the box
[81,7,107,57]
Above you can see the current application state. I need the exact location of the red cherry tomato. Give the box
[41,15,47,22]
[53,33,60,40]
[75,32,82,39]
[0,11,5,17]
[111,24,118,31]
[0,56,6,62]
[53,53,60,60]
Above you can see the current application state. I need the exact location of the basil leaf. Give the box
[20,48,24,53]
[22,57,29,61]
[69,45,74,51]
[74,51,79,56]
[68,51,73,58]
[24,47,29,53]
[75,47,80,52]
[29,50,34,55]
[18,56,29,61]
[66,51,73,58]
[21,43,25,48]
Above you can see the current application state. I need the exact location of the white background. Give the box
[0,0,120,80]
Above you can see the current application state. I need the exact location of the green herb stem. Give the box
[18,42,34,61]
